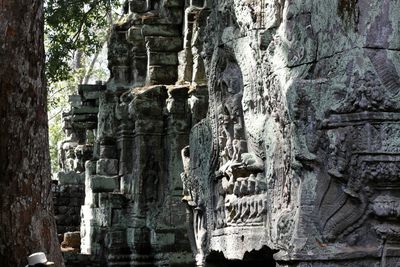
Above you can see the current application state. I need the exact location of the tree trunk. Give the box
[0,1,64,266]
[83,49,100,84]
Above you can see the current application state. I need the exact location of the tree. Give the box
[0,0,64,266]
[45,0,120,173]
[45,0,120,85]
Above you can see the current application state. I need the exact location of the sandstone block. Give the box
[145,36,182,52]
[71,106,98,115]
[90,175,119,193]
[99,145,117,159]
[163,0,185,7]
[129,0,150,13]
[167,8,184,24]
[141,24,181,37]
[190,0,205,7]
[157,232,176,246]
[79,84,105,99]
[147,65,178,85]
[62,231,81,250]
[148,52,179,65]
[68,95,81,108]
[106,230,127,247]
[56,171,85,185]
[85,160,96,176]
[96,159,119,175]
[112,66,130,84]
[127,27,143,42]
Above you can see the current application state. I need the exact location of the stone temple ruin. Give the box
[53,0,400,266]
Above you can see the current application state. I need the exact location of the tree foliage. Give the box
[45,0,121,172]
[45,0,120,84]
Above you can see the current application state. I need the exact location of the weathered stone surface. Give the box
[62,231,81,250]
[148,52,179,65]
[177,0,400,266]
[52,86,101,262]
[54,0,400,266]
[129,0,151,13]
[52,182,85,236]
[145,36,183,52]
[69,95,82,108]
[163,0,185,8]
[96,159,119,175]
[141,24,181,37]
[55,171,85,185]
[90,176,119,193]
[147,65,178,85]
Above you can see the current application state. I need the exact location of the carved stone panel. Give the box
[315,70,400,260]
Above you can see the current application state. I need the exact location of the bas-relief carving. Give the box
[54,0,400,266]
[181,120,212,266]
[58,106,96,174]
[212,51,268,230]
[182,49,272,263]
[315,69,400,251]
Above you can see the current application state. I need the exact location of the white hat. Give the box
[25,252,54,266]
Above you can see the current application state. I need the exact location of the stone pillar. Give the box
[178,2,209,86]
[146,36,182,85]
[80,90,120,261]
[116,95,135,195]
[108,28,133,89]
[128,85,167,265]
[165,86,191,192]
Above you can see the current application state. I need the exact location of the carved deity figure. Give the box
[180,146,207,266]
[217,61,246,163]
[212,56,268,228]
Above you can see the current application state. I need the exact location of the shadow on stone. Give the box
[205,246,278,267]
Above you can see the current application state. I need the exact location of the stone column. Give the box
[128,85,167,265]
[80,90,120,260]
[116,95,135,195]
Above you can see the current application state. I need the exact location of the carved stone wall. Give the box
[77,1,209,266]
[53,84,102,249]
[54,0,400,266]
[181,0,400,266]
